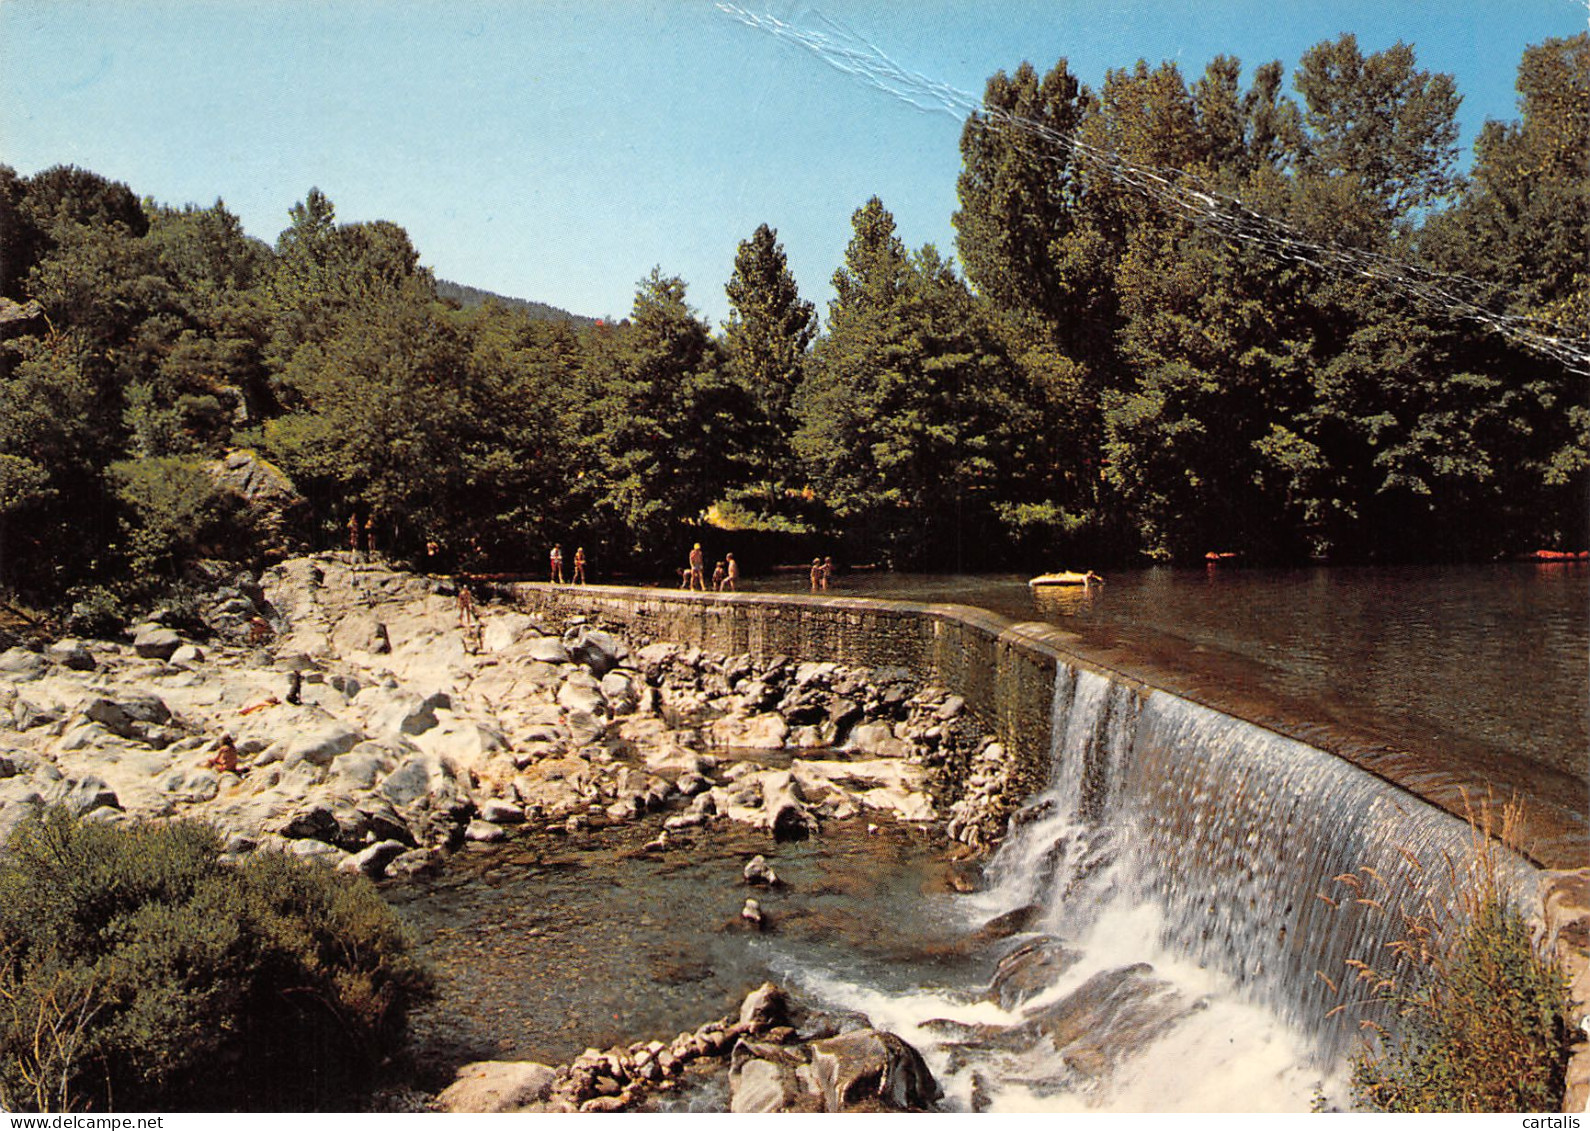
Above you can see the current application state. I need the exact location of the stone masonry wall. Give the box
[509,582,1590,1111]
[506,583,1137,804]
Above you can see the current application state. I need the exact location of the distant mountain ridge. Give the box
[436,278,597,326]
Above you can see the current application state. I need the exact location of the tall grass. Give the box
[1327,795,1573,1112]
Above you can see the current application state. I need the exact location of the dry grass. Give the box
[1322,793,1573,1112]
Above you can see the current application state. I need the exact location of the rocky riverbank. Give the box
[0,554,1013,876]
[0,553,1018,1112]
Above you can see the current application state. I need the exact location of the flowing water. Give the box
[393,563,1577,1109]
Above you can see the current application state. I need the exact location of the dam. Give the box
[503,578,1585,1109]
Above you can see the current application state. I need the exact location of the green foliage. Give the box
[109,456,240,583]
[1350,898,1571,1112]
[1,32,1585,602]
[724,223,816,459]
[798,200,1042,568]
[0,809,431,1112]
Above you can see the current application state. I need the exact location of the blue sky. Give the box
[2,0,1584,327]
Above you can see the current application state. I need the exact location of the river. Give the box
[759,561,1588,863]
[392,560,1584,1111]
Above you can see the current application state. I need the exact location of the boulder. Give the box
[368,693,440,738]
[282,721,363,768]
[338,839,410,879]
[481,613,539,653]
[524,636,571,664]
[381,752,467,814]
[566,628,624,676]
[331,612,390,655]
[847,721,911,760]
[131,626,182,661]
[729,1028,938,1113]
[987,937,1080,1010]
[0,648,47,681]
[479,798,526,824]
[739,982,790,1030]
[45,639,96,671]
[712,711,790,750]
[66,776,120,816]
[556,671,607,718]
[807,1029,940,1112]
[465,818,507,843]
[436,1061,557,1113]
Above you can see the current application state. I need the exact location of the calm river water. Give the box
[759,562,1588,839]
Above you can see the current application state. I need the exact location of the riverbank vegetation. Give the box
[1339,800,1574,1112]
[0,809,432,1112]
[0,33,1584,615]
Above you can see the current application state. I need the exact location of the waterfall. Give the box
[988,661,1539,1065]
[776,656,1539,1111]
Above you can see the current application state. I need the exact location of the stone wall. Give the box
[510,581,1590,1112]
[507,583,1140,802]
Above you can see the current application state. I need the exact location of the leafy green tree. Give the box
[798,199,1041,568]
[107,456,239,584]
[1293,34,1463,234]
[577,270,754,563]
[723,223,816,427]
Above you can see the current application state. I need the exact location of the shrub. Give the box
[0,810,432,1112]
[1342,799,1573,1112]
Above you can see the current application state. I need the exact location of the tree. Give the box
[797,199,1041,568]
[723,223,816,427]
[577,270,753,563]
[1294,34,1463,233]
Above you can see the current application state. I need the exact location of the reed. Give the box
[1324,793,1572,1112]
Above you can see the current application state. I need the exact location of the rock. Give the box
[847,721,911,760]
[987,937,1080,1010]
[729,1028,938,1113]
[436,1061,558,1113]
[368,693,440,738]
[525,636,572,665]
[169,643,205,667]
[741,898,767,930]
[710,712,789,750]
[131,626,182,661]
[331,612,390,655]
[764,773,817,842]
[465,818,507,843]
[480,798,526,824]
[729,1041,818,1114]
[481,613,539,653]
[13,692,62,731]
[0,648,47,681]
[282,721,363,768]
[739,982,790,1031]
[288,838,347,866]
[80,692,171,740]
[599,670,641,715]
[557,671,608,718]
[1016,963,1196,1077]
[387,847,444,877]
[807,1029,940,1112]
[567,628,624,676]
[280,803,341,842]
[339,839,410,878]
[743,854,779,886]
[381,753,466,813]
[45,639,95,671]
[66,776,119,816]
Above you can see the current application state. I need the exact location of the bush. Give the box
[0,810,432,1112]
[1343,799,1573,1112]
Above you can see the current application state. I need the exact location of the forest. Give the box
[0,32,1584,617]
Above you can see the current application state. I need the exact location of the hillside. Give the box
[435,278,598,327]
